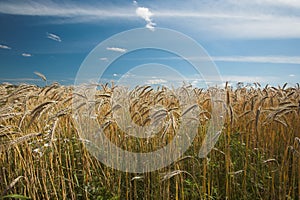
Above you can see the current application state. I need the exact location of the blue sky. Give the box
[0,0,299,87]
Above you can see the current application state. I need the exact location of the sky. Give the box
[0,0,299,87]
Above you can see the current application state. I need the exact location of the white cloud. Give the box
[136,7,156,31]
[134,55,300,65]
[221,75,278,84]
[145,79,167,85]
[99,57,108,61]
[177,74,280,87]
[289,74,295,77]
[0,78,39,82]
[0,44,11,50]
[215,74,299,87]
[212,56,300,64]
[145,22,156,31]
[154,10,300,38]
[245,0,300,8]
[153,0,300,38]
[106,47,127,53]
[123,72,135,78]
[0,1,134,18]
[212,18,300,39]
[47,32,62,42]
[1,0,300,38]
[22,53,32,57]
[136,7,153,23]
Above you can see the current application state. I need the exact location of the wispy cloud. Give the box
[129,55,300,65]
[1,0,300,38]
[212,56,300,64]
[216,74,299,87]
[221,75,276,83]
[0,44,11,50]
[153,0,300,38]
[145,79,167,85]
[185,75,279,86]
[99,57,109,61]
[136,7,156,31]
[106,47,127,53]
[0,1,134,18]
[0,78,39,82]
[46,32,62,42]
[229,0,300,9]
[21,53,32,57]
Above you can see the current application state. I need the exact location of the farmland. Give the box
[0,82,299,199]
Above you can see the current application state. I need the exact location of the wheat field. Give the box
[0,81,299,199]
